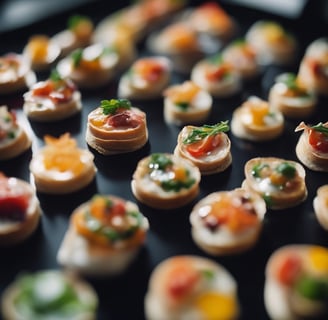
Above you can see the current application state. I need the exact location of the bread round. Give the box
[0,175,41,246]
[145,255,240,320]
[163,81,212,126]
[243,157,307,210]
[313,185,328,230]
[264,244,328,320]
[0,106,31,160]
[231,96,284,141]
[297,38,328,96]
[1,269,98,320]
[23,35,61,72]
[174,124,232,175]
[57,43,120,89]
[131,153,201,209]
[295,125,328,172]
[191,58,241,98]
[245,20,297,66]
[118,56,171,100]
[29,134,96,194]
[146,23,204,74]
[268,81,317,119]
[57,195,149,276]
[86,103,148,155]
[190,188,266,256]
[23,79,82,122]
[0,53,36,95]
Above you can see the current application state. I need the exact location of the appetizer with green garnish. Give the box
[295,121,328,172]
[1,270,98,320]
[174,121,232,175]
[86,98,148,155]
[57,194,149,276]
[243,157,307,209]
[265,245,328,320]
[131,153,201,209]
[269,72,317,119]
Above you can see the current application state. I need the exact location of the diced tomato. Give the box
[0,195,28,221]
[107,110,141,128]
[32,82,54,97]
[308,129,328,153]
[205,64,230,81]
[186,134,221,157]
[276,254,302,286]
[134,59,164,82]
[167,263,200,300]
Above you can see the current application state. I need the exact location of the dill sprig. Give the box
[183,121,229,145]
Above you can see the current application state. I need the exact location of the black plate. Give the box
[0,1,328,319]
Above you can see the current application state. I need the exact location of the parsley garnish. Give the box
[276,73,298,90]
[71,49,83,67]
[149,153,173,170]
[311,123,328,136]
[100,99,132,115]
[208,53,223,65]
[183,121,229,145]
[68,14,90,30]
[275,162,296,179]
[50,69,62,82]
[176,102,189,110]
[252,163,269,178]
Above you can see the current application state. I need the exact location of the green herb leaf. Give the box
[50,69,62,82]
[149,153,173,170]
[183,121,230,145]
[202,269,215,280]
[208,53,223,65]
[68,14,90,30]
[161,177,195,192]
[175,102,189,110]
[252,163,269,178]
[295,276,328,301]
[276,73,298,90]
[275,162,296,179]
[100,99,131,115]
[311,122,328,136]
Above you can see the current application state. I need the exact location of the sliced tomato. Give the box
[186,134,221,157]
[276,254,302,286]
[308,129,328,153]
[32,81,54,97]
[0,194,28,221]
[167,264,200,301]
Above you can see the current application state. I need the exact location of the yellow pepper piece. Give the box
[195,291,238,320]
[309,246,328,274]
[27,35,49,62]
[248,100,269,126]
[173,166,187,181]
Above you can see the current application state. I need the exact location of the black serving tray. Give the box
[0,1,328,319]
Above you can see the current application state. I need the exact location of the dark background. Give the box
[0,1,328,319]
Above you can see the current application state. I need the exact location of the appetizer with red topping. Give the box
[222,38,261,80]
[295,121,328,172]
[186,1,236,41]
[57,194,149,276]
[191,53,241,98]
[0,106,31,161]
[0,172,41,246]
[23,69,81,122]
[145,255,240,320]
[264,245,328,320]
[131,153,201,209]
[174,121,232,175]
[245,20,297,66]
[52,14,94,57]
[1,270,98,320]
[298,38,328,96]
[30,133,96,194]
[163,81,212,126]
[313,185,328,230]
[147,22,203,74]
[0,53,36,95]
[189,188,266,256]
[86,99,148,155]
[57,43,121,89]
[118,56,171,100]
[94,0,187,45]
[269,72,317,119]
[242,157,307,210]
[231,96,284,141]
[23,35,61,71]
